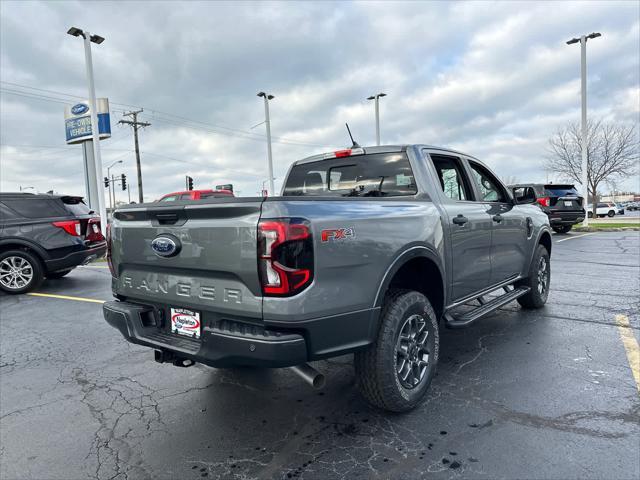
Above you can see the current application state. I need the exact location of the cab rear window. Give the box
[283,152,417,197]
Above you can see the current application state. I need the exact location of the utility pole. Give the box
[257,92,275,196]
[566,32,601,227]
[119,110,150,203]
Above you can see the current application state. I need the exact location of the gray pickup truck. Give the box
[103,145,552,412]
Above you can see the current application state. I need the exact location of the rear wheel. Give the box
[552,225,572,234]
[0,250,44,294]
[355,290,439,412]
[516,244,550,309]
[46,269,73,279]
[588,211,593,218]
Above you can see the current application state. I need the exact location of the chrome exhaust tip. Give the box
[289,363,325,389]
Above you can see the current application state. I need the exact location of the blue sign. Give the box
[71,103,89,115]
[64,98,111,144]
[65,113,111,143]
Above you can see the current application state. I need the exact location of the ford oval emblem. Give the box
[71,103,89,115]
[151,235,181,258]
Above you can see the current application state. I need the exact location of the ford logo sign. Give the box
[71,103,89,115]
[151,235,181,258]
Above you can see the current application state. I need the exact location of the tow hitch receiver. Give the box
[154,350,195,368]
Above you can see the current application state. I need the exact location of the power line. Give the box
[1,81,340,149]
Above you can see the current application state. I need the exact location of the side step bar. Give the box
[444,286,530,329]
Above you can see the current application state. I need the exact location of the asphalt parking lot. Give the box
[1,231,639,480]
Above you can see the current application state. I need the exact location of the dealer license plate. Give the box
[170,307,201,338]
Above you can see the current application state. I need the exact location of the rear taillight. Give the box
[86,218,104,242]
[258,218,313,296]
[52,220,81,236]
[537,197,550,208]
[106,223,116,278]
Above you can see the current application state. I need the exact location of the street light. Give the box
[67,26,107,233]
[566,32,601,227]
[257,92,275,196]
[367,93,386,146]
[106,159,123,211]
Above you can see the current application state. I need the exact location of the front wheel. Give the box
[516,244,550,309]
[0,250,44,294]
[355,290,439,412]
[588,211,593,218]
[607,210,615,217]
[552,225,572,234]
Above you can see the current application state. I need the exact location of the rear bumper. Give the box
[103,300,380,368]
[44,242,107,273]
[103,300,308,368]
[547,211,585,225]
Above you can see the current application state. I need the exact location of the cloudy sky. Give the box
[1,0,638,202]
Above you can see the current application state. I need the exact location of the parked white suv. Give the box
[587,202,616,218]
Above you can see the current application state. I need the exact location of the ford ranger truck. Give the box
[103,145,552,412]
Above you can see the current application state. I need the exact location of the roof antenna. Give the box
[345,123,360,148]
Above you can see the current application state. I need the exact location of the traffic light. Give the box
[121,174,127,191]
[186,176,194,191]
[104,177,110,187]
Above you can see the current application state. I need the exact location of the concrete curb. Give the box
[573,227,640,232]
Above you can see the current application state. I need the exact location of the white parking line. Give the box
[556,233,595,243]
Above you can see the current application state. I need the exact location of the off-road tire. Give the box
[0,249,44,294]
[516,244,550,309]
[355,289,439,412]
[552,225,572,234]
[46,269,73,279]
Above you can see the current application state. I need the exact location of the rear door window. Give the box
[2,198,68,219]
[159,195,179,202]
[429,154,473,201]
[283,152,417,197]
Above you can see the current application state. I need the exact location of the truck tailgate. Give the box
[111,199,263,317]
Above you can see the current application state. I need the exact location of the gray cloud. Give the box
[1,0,638,201]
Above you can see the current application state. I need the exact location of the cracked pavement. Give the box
[1,231,639,479]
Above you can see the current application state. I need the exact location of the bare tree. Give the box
[546,120,638,216]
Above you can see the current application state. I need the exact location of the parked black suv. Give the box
[0,193,106,294]
[510,184,585,234]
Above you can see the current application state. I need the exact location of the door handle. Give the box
[453,215,468,226]
[492,214,503,223]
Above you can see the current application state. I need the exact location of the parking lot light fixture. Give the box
[67,26,107,233]
[257,92,275,196]
[367,93,386,146]
[566,32,601,227]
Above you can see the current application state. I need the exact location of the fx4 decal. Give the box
[321,227,356,243]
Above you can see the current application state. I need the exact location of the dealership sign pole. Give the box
[64,98,111,227]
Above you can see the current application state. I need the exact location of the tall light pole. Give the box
[106,159,123,212]
[257,92,275,196]
[367,93,386,146]
[67,27,107,232]
[567,32,601,227]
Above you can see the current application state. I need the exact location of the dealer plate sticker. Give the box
[170,308,201,338]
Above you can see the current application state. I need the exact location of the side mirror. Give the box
[512,186,537,205]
